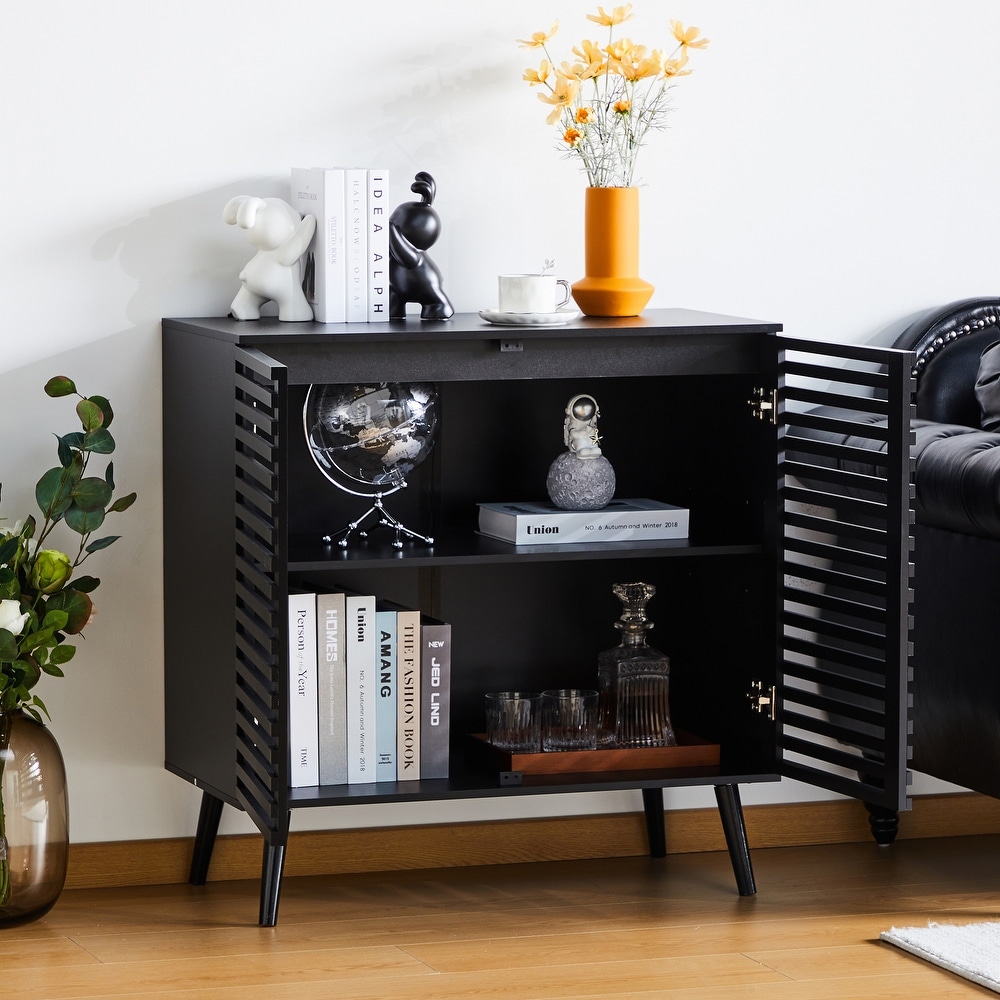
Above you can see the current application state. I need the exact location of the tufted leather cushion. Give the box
[841,418,1000,538]
[974,340,1000,431]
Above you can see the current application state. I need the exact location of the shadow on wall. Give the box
[90,178,292,326]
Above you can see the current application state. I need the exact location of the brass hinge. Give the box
[748,679,776,721]
[748,387,777,424]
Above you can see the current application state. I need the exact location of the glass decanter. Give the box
[597,582,677,748]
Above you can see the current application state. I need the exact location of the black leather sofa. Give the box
[880,297,1000,818]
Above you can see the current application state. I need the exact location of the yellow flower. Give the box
[575,106,594,124]
[612,43,661,81]
[587,4,634,27]
[563,127,584,147]
[517,21,559,49]
[537,72,580,125]
[613,99,631,115]
[670,20,709,49]
[523,60,551,86]
[662,54,691,78]
[571,39,606,79]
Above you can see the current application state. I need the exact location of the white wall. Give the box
[0,0,987,844]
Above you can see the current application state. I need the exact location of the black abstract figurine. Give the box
[388,171,454,320]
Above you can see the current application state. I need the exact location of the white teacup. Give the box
[498,274,572,314]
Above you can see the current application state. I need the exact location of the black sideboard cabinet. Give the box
[162,310,915,925]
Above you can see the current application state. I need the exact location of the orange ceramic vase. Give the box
[571,186,654,318]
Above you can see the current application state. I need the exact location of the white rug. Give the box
[882,921,1000,993]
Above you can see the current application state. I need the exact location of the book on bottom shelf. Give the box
[419,614,451,779]
[477,498,690,546]
[290,167,346,323]
[287,592,319,787]
[316,591,348,785]
[375,604,398,782]
[394,605,421,781]
[345,593,377,783]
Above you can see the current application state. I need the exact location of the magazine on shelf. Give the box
[316,591,348,785]
[477,498,690,545]
[375,605,398,782]
[345,593,377,783]
[419,614,451,780]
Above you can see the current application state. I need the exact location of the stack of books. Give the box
[286,591,451,788]
[290,167,390,323]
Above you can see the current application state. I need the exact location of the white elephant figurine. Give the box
[223,195,316,321]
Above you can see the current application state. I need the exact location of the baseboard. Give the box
[64,792,1000,891]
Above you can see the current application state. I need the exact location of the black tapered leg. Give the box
[188,791,225,886]
[715,783,756,896]
[259,841,287,927]
[641,787,667,857]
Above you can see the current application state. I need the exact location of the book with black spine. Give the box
[419,614,451,779]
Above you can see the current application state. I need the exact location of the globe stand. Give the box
[321,476,434,550]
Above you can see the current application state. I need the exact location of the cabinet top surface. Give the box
[163,308,782,345]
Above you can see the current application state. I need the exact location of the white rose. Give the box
[0,598,29,636]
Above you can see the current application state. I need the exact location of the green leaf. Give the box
[44,589,92,634]
[76,398,104,433]
[65,504,105,535]
[41,662,65,678]
[83,428,115,455]
[29,694,50,721]
[35,464,80,520]
[44,376,77,398]
[0,571,19,600]
[85,535,119,553]
[0,628,19,661]
[70,575,100,593]
[108,492,137,513]
[105,462,115,489]
[56,433,74,468]
[0,535,18,564]
[41,609,69,632]
[89,394,114,428]
[49,643,76,665]
[71,477,113,512]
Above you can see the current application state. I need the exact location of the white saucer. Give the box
[479,307,582,327]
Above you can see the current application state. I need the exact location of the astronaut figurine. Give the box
[546,393,616,510]
[563,393,604,458]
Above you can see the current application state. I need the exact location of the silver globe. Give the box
[303,382,439,546]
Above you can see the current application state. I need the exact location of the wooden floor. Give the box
[3,833,999,999]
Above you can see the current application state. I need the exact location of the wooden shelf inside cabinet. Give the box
[286,532,764,570]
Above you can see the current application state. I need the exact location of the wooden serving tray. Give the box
[470,731,720,775]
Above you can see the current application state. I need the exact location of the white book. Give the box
[290,167,346,323]
[287,592,319,787]
[345,168,368,322]
[477,498,690,545]
[316,591,348,785]
[366,169,390,320]
[345,593,377,783]
[394,606,421,781]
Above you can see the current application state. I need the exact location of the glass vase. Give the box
[597,582,677,748]
[0,709,69,925]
